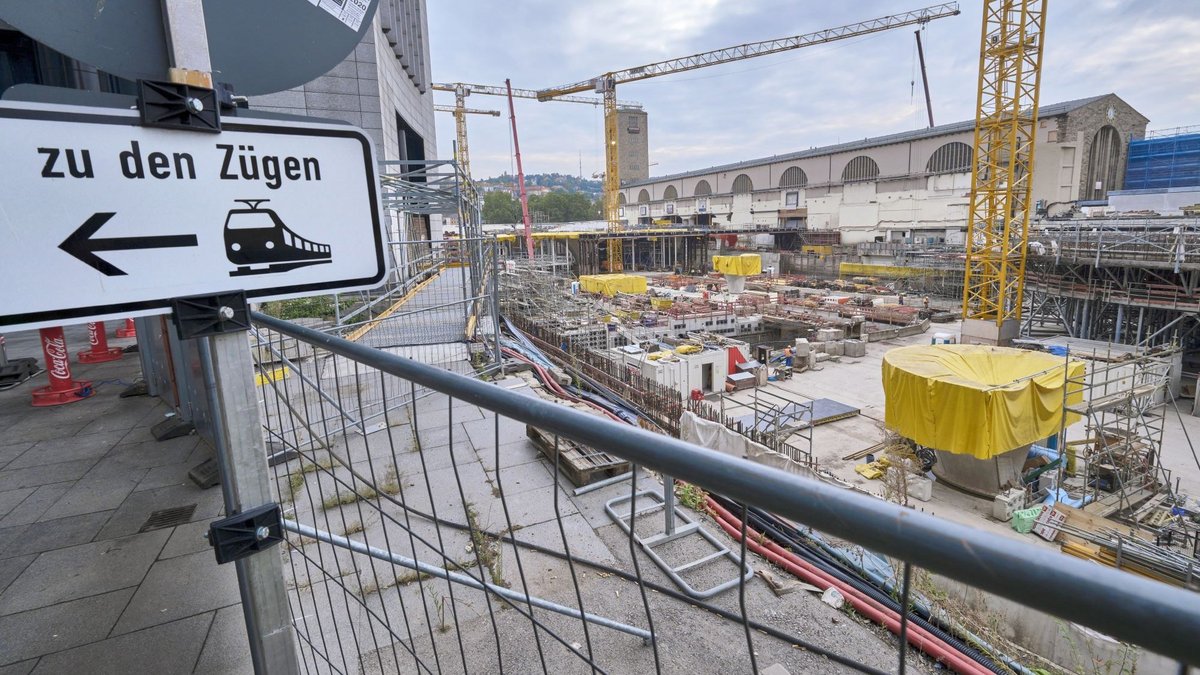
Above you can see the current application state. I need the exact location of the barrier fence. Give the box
[254,236,502,444]
[243,311,1200,674]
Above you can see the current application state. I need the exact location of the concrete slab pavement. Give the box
[0,325,250,673]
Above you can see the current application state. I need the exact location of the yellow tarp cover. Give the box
[579,273,647,297]
[712,254,762,276]
[882,345,1084,459]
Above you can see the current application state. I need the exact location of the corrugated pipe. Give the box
[706,496,995,675]
[771,513,1036,675]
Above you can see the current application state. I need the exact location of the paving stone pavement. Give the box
[0,325,248,673]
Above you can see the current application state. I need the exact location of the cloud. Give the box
[427,1,1200,180]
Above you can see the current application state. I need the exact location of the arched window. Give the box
[779,166,807,188]
[1083,125,1122,200]
[618,193,626,205]
[663,185,678,200]
[841,156,880,182]
[694,180,712,196]
[732,174,754,194]
[637,189,650,203]
[925,142,973,174]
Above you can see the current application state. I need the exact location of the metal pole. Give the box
[505,79,535,260]
[284,519,652,641]
[914,30,934,128]
[202,319,299,673]
[573,470,633,496]
[490,236,504,374]
[161,0,297,670]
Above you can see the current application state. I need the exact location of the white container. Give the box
[909,476,933,502]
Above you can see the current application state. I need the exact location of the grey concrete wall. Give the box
[246,2,436,163]
[375,0,436,163]
[617,107,649,183]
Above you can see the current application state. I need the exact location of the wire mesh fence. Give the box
[244,311,1200,675]
[253,236,502,444]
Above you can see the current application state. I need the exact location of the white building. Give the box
[619,94,1148,245]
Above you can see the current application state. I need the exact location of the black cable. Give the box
[712,495,1010,675]
[736,500,1008,674]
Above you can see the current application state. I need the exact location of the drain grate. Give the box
[139,504,198,532]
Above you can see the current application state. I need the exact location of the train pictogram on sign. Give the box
[224,200,332,277]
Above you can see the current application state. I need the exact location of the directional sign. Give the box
[0,102,387,332]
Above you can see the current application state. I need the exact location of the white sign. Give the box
[0,102,387,331]
[311,0,369,31]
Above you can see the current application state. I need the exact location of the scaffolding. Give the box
[715,387,814,466]
[1058,345,1175,519]
[1023,219,1200,348]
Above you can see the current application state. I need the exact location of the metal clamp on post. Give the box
[138,79,221,132]
[207,503,284,564]
[171,291,250,339]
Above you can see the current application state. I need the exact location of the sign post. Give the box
[165,0,296,667]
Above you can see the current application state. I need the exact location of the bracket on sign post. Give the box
[207,503,284,565]
[171,292,250,339]
[138,80,221,133]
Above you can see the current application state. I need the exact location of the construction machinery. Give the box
[960,0,1047,343]
[433,104,499,182]
[537,3,961,273]
[432,81,641,183]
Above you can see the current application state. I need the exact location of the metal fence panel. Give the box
[246,309,1200,673]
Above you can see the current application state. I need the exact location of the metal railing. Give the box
[1035,220,1200,272]
[250,311,1200,673]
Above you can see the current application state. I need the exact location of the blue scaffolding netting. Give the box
[1124,133,1200,190]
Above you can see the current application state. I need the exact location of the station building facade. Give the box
[619,94,1148,245]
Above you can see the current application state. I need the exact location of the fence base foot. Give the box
[31,380,93,407]
[77,346,124,364]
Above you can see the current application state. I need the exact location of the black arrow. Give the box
[59,213,199,276]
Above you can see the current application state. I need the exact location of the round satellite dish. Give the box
[0,0,380,96]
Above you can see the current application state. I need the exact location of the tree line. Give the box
[482,190,602,224]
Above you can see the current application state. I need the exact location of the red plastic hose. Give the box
[705,496,991,675]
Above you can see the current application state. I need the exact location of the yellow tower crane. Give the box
[432,81,641,182]
[960,0,1047,343]
[433,104,500,183]
[537,3,961,273]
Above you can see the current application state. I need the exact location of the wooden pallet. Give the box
[526,426,630,487]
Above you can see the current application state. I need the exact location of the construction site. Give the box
[1,2,1199,675]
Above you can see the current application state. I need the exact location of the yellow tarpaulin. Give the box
[712,254,762,276]
[578,273,647,296]
[882,344,1084,459]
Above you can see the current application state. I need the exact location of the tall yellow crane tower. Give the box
[432,82,641,181]
[433,104,500,183]
[960,0,1047,344]
[537,3,961,272]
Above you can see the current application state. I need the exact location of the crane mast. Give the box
[960,0,1047,339]
[536,3,961,272]
[433,104,499,183]
[432,82,641,215]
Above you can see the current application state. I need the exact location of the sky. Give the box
[427,1,1200,181]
